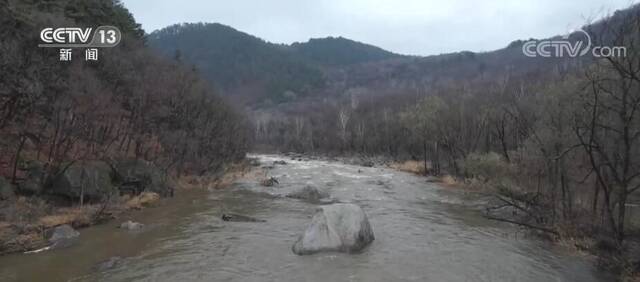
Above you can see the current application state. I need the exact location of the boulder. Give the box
[292,204,374,255]
[360,160,375,167]
[18,161,46,195]
[261,177,279,187]
[113,159,172,197]
[48,224,79,249]
[286,185,329,203]
[119,220,144,230]
[51,161,116,200]
[273,160,287,165]
[0,177,15,200]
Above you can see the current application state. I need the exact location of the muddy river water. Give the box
[0,155,610,281]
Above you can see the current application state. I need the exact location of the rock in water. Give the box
[261,177,279,187]
[48,224,80,249]
[292,204,374,255]
[286,185,329,203]
[95,256,123,272]
[119,220,144,230]
[221,213,266,222]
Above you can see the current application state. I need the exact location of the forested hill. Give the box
[147,23,324,103]
[146,23,403,104]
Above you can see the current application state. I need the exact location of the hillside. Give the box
[147,23,325,104]
[0,0,249,198]
[147,23,405,104]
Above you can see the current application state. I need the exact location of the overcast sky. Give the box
[121,0,634,56]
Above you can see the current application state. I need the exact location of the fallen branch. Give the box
[485,215,559,236]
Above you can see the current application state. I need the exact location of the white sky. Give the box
[121,0,634,56]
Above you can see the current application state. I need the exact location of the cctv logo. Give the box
[40,28,92,44]
[38,26,121,48]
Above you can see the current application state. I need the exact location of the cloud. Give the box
[121,0,633,56]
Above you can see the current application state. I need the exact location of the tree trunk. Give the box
[11,135,26,184]
[423,139,428,175]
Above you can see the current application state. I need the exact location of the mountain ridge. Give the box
[146,4,639,107]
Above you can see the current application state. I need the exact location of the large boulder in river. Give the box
[292,204,374,255]
[286,185,329,203]
[113,159,172,197]
[51,161,116,200]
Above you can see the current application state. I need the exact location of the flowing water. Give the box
[0,155,609,281]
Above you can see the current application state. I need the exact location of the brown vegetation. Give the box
[389,160,427,175]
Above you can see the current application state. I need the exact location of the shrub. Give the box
[463,152,513,183]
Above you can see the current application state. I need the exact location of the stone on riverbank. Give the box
[17,161,46,195]
[113,159,173,197]
[292,203,374,255]
[48,224,80,249]
[51,161,116,200]
[0,177,15,200]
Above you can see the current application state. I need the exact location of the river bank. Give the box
[0,159,252,257]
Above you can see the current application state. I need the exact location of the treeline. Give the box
[254,5,640,268]
[290,37,401,67]
[0,0,250,190]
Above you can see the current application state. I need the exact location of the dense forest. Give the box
[147,23,403,105]
[150,4,640,275]
[0,0,250,204]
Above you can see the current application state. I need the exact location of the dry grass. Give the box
[389,160,428,175]
[176,161,251,190]
[213,168,247,189]
[176,175,213,190]
[440,175,459,187]
[124,192,160,210]
[38,206,96,228]
[387,161,460,188]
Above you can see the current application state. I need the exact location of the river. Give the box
[0,154,609,281]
